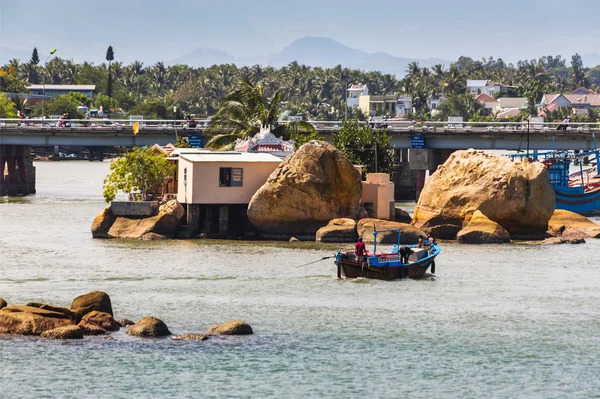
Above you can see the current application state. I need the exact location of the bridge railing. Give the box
[1,118,600,133]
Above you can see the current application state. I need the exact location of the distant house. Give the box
[427,95,446,114]
[395,96,413,116]
[475,93,497,114]
[359,95,397,116]
[539,91,600,116]
[467,80,509,97]
[496,97,528,111]
[361,173,395,220]
[234,130,295,158]
[347,84,369,109]
[27,84,96,99]
[571,87,599,95]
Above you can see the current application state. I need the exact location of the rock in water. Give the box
[81,311,120,331]
[127,317,171,337]
[247,141,362,236]
[357,218,424,244]
[316,218,358,243]
[548,209,600,238]
[457,210,511,244]
[40,325,83,339]
[116,318,135,327]
[107,200,184,239]
[0,305,74,335]
[412,150,555,238]
[206,320,253,335]
[0,298,7,310]
[71,291,113,319]
[78,322,107,336]
[91,206,115,238]
[172,333,209,341]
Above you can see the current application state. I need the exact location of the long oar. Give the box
[295,255,335,268]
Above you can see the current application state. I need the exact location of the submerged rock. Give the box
[91,206,115,238]
[81,311,120,331]
[78,322,107,336]
[206,320,253,335]
[0,298,7,310]
[116,318,135,327]
[0,305,74,335]
[548,209,600,239]
[357,218,425,244]
[316,218,358,243]
[412,150,555,239]
[71,291,113,319]
[541,237,586,245]
[457,210,511,244]
[127,317,171,337]
[248,141,362,236]
[172,333,209,341]
[40,325,83,339]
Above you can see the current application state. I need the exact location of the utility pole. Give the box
[42,48,57,124]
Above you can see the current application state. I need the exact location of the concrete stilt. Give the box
[219,205,229,235]
[416,170,426,201]
[16,156,29,195]
[0,155,5,196]
[186,204,200,233]
[6,155,17,196]
[204,206,213,232]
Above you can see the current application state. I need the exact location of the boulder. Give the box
[116,318,135,327]
[357,218,425,244]
[206,320,253,336]
[172,333,209,341]
[412,150,555,239]
[127,317,171,337]
[25,303,78,322]
[78,322,107,336]
[107,200,184,239]
[81,311,120,331]
[71,291,113,319]
[316,218,358,243]
[91,206,115,238]
[0,305,74,335]
[40,325,83,339]
[540,237,586,245]
[457,210,511,244]
[247,141,362,236]
[394,208,412,224]
[289,237,300,242]
[548,209,600,239]
[0,298,6,310]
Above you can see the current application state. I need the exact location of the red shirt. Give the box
[355,241,366,256]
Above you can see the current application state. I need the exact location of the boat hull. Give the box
[554,186,600,215]
[335,257,435,280]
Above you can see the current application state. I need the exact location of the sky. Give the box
[1,0,599,65]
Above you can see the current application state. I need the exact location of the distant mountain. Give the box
[169,37,452,77]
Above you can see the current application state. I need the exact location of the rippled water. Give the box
[1,161,600,398]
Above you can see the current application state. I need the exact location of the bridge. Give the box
[2,118,598,197]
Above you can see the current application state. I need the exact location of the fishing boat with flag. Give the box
[334,229,440,280]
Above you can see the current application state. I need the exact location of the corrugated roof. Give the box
[27,84,96,90]
[563,94,600,107]
[467,80,489,87]
[497,97,527,109]
[180,152,282,163]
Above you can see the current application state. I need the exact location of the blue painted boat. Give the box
[334,229,441,280]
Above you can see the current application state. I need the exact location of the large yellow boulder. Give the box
[0,305,74,335]
[91,206,115,238]
[206,320,253,335]
[316,218,357,242]
[412,150,555,238]
[71,291,113,319]
[548,209,600,238]
[357,218,425,244]
[457,210,511,244]
[248,141,362,236]
[107,200,184,239]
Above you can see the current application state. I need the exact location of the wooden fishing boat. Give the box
[334,229,440,280]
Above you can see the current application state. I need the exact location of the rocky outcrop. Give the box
[91,207,115,238]
[457,211,511,244]
[78,322,107,335]
[127,317,171,337]
[0,298,7,310]
[172,333,209,341]
[26,303,77,322]
[548,210,600,239]
[316,218,358,243]
[40,325,83,339]
[81,311,120,331]
[412,150,555,239]
[247,141,362,237]
[71,291,113,319]
[116,318,135,327]
[358,218,425,244]
[107,200,184,239]
[394,208,412,224]
[0,305,74,335]
[206,320,253,335]
[540,237,586,245]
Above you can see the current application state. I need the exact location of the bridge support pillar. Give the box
[0,145,35,196]
[88,147,105,161]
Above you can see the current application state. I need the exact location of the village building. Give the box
[359,95,397,116]
[360,173,395,220]
[467,80,510,97]
[26,84,96,99]
[539,90,600,116]
[346,84,369,109]
[177,152,282,235]
[234,130,295,158]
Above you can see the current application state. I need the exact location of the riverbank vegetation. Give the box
[2,47,600,122]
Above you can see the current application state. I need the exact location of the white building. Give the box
[347,84,369,109]
[467,80,509,97]
[396,96,413,116]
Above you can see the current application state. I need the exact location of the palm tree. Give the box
[206,80,315,150]
[106,45,114,97]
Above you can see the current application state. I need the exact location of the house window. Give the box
[219,167,243,187]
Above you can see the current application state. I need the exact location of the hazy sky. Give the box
[1,0,599,64]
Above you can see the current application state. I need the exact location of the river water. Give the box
[1,161,600,398]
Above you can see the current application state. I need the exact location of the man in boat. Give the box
[400,246,414,264]
[355,237,367,263]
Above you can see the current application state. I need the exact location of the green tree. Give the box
[29,47,40,84]
[290,129,324,147]
[33,93,85,118]
[175,136,190,148]
[106,45,114,97]
[102,147,175,202]
[332,118,394,175]
[0,93,17,117]
[435,93,483,120]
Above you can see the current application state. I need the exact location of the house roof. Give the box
[563,94,600,107]
[497,97,527,109]
[571,87,599,95]
[180,152,282,163]
[27,84,96,91]
[496,108,521,118]
[475,93,496,103]
[467,80,489,87]
[542,94,560,104]
[348,84,367,90]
